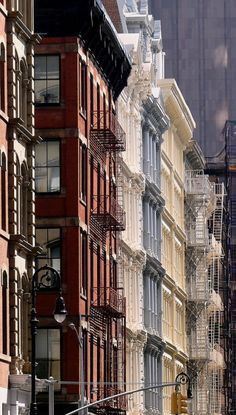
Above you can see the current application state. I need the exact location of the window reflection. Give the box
[35,140,60,193]
[35,55,60,104]
[36,228,61,273]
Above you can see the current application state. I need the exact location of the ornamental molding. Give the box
[158,79,195,146]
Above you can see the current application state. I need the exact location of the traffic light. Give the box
[171,392,178,414]
[171,392,188,414]
[177,392,188,414]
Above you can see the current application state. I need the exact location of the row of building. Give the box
[0,0,226,414]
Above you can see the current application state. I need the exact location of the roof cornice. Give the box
[158,79,196,146]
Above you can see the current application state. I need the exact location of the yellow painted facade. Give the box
[158,79,196,414]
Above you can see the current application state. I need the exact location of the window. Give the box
[81,231,87,296]
[21,165,28,237]
[0,43,5,112]
[36,228,61,273]
[1,153,6,231]
[35,140,60,193]
[80,60,87,115]
[20,60,28,123]
[2,271,7,354]
[80,143,87,201]
[90,74,94,125]
[36,328,61,383]
[35,55,60,104]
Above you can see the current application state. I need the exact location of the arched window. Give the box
[1,152,6,231]
[2,271,8,355]
[0,43,6,112]
[16,157,21,234]
[20,60,28,124]
[20,163,28,237]
[15,54,20,119]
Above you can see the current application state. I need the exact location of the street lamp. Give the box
[175,372,192,399]
[30,265,67,415]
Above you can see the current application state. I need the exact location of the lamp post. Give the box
[30,265,67,415]
[69,314,89,415]
[175,372,192,398]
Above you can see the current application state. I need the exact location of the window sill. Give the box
[35,103,61,107]
[0,353,11,363]
[80,198,87,207]
[0,109,9,123]
[36,191,62,196]
[0,228,10,241]
[80,291,87,300]
[79,110,87,120]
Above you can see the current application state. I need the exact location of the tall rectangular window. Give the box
[2,271,7,354]
[90,74,94,125]
[35,55,60,104]
[80,143,87,202]
[36,328,61,383]
[36,228,61,273]
[80,60,87,116]
[35,140,60,193]
[81,230,87,296]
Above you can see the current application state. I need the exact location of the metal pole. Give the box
[30,283,38,415]
[68,320,85,414]
[48,377,55,415]
[64,382,179,415]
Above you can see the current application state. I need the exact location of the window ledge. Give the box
[0,353,11,363]
[36,191,62,197]
[0,110,9,123]
[80,291,87,300]
[79,110,87,120]
[80,198,87,207]
[0,229,10,241]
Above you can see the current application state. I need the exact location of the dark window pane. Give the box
[48,167,60,192]
[35,79,47,104]
[36,228,61,272]
[35,140,60,193]
[35,56,46,79]
[35,55,60,105]
[46,80,59,103]
[47,56,60,79]
[35,167,47,192]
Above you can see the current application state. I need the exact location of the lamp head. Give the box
[187,385,193,399]
[53,294,67,323]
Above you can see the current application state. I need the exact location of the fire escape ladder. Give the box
[212,183,225,243]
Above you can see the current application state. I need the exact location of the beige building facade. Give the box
[159,79,195,414]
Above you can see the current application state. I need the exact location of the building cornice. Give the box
[35,0,131,100]
[158,79,195,146]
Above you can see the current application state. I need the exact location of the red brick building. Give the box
[0,0,9,407]
[34,1,131,413]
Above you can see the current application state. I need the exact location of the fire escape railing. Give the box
[90,111,126,152]
[92,287,126,317]
[96,386,128,411]
[91,195,126,231]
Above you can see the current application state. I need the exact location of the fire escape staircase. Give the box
[90,111,126,243]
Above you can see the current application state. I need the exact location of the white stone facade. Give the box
[118,2,168,414]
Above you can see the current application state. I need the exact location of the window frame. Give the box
[79,59,87,117]
[80,142,87,202]
[35,327,62,387]
[35,139,61,194]
[35,54,61,106]
[35,227,61,274]
[80,230,88,297]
